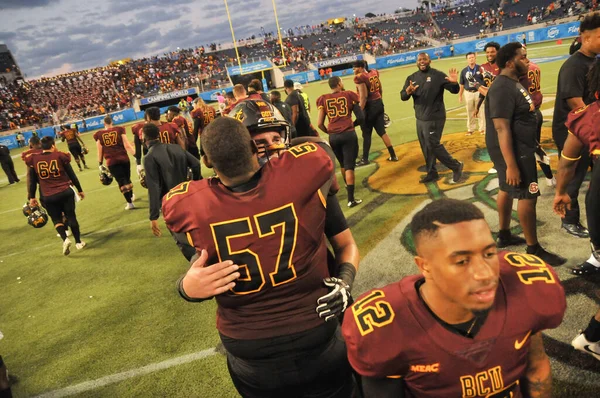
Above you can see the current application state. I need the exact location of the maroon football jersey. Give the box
[21,148,43,162]
[93,126,130,166]
[163,143,334,340]
[316,91,359,134]
[173,115,195,148]
[519,62,543,109]
[565,100,600,156]
[26,151,74,197]
[354,69,382,101]
[60,129,79,145]
[157,122,179,145]
[342,251,566,398]
[131,121,145,141]
[191,107,216,134]
[480,62,500,87]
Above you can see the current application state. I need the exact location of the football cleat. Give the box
[572,332,600,361]
[125,203,135,210]
[76,242,86,250]
[62,238,72,256]
[28,209,48,228]
[348,199,363,208]
[23,203,38,217]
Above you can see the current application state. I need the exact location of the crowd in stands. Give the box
[1,1,597,132]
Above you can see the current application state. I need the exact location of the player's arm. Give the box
[144,156,163,222]
[64,162,84,194]
[290,103,299,125]
[362,377,406,398]
[553,133,584,216]
[176,130,187,150]
[492,118,520,186]
[27,167,38,202]
[478,85,489,96]
[122,134,135,156]
[475,94,485,115]
[96,139,104,166]
[134,134,143,165]
[458,83,464,102]
[317,106,328,134]
[179,249,240,302]
[522,332,552,398]
[566,97,586,110]
[192,117,201,138]
[357,83,368,109]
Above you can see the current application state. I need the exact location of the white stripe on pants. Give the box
[464,90,485,133]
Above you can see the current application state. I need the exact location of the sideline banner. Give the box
[227,60,273,76]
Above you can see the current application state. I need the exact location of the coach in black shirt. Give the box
[0,144,19,184]
[401,52,463,184]
[552,13,600,238]
[284,79,313,138]
[486,42,565,266]
[142,124,201,260]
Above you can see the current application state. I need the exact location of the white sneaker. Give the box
[488,168,497,174]
[62,238,72,256]
[125,202,135,210]
[572,332,600,361]
[76,242,86,250]
[546,177,556,187]
[131,194,136,202]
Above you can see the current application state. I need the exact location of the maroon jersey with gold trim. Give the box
[342,251,566,398]
[173,115,195,148]
[157,122,179,145]
[191,107,216,135]
[519,62,543,109]
[26,151,73,197]
[131,121,145,141]
[354,69,382,101]
[565,101,600,156]
[163,143,334,340]
[93,126,130,166]
[316,91,359,134]
[21,148,43,162]
[480,62,500,87]
[60,128,79,145]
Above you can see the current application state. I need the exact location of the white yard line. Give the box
[33,348,218,398]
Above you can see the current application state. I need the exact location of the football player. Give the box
[352,60,398,165]
[520,48,555,187]
[59,124,88,171]
[163,116,357,398]
[167,106,198,159]
[131,119,147,175]
[343,198,566,397]
[144,107,186,150]
[317,76,364,207]
[94,116,136,210]
[190,98,216,144]
[26,136,86,255]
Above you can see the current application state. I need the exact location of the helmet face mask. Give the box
[252,130,287,163]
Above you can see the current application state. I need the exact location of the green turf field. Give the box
[1,41,599,397]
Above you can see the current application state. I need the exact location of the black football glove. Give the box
[316,277,353,322]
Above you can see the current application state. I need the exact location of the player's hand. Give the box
[406,80,419,95]
[446,68,459,83]
[150,220,162,237]
[136,165,144,177]
[506,166,521,186]
[316,277,353,322]
[181,250,240,299]
[99,165,106,172]
[553,193,572,217]
[78,192,85,200]
[29,198,39,208]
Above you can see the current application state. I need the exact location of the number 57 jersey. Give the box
[342,251,566,398]
[163,143,334,339]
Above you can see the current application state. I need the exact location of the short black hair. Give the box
[410,199,485,245]
[417,52,430,59]
[104,115,112,125]
[226,92,235,100]
[248,79,263,92]
[352,60,366,68]
[466,52,475,58]
[580,12,600,33]
[167,105,180,114]
[29,136,41,146]
[145,107,161,121]
[284,79,294,88]
[484,42,500,51]
[496,42,522,69]
[328,76,342,89]
[41,136,55,150]
[201,117,255,180]
[270,90,281,101]
[142,123,160,141]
